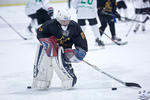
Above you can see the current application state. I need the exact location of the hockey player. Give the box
[97,0,122,41]
[71,0,104,46]
[132,0,144,32]
[25,0,54,34]
[116,0,128,20]
[31,9,88,89]
[132,0,150,32]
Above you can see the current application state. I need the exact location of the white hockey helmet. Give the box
[56,9,71,27]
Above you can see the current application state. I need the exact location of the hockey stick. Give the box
[99,29,128,46]
[125,16,149,37]
[101,11,149,23]
[0,16,27,40]
[121,16,149,23]
[83,60,142,88]
[125,15,138,37]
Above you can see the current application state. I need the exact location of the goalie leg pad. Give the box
[32,45,54,89]
[55,63,77,89]
[55,47,77,89]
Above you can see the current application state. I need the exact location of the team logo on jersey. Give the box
[39,27,43,32]
[80,32,85,39]
[105,0,112,12]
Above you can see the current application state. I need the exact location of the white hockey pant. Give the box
[81,25,101,40]
[91,24,101,40]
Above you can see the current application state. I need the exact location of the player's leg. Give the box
[88,18,104,46]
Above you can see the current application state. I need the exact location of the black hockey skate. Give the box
[96,38,105,46]
[112,36,122,42]
[142,26,145,31]
[133,24,140,33]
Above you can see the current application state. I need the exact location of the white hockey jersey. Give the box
[71,0,97,19]
[132,0,144,9]
[25,0,51,16]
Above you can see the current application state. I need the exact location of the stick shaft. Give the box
[0,16,26,40]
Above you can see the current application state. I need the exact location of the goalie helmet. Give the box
[56,9,71,29]
[56,9,71,21]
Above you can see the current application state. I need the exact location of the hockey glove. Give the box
[114,11,121,20]
[74,48,86,61]
[47,7,54,17]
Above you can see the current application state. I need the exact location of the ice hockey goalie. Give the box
[31,9,88,89]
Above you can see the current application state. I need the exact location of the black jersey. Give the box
[37,19,88,51]
[97,0,117,13]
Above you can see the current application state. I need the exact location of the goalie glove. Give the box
[64,47,86,63]
[74,47,86,60]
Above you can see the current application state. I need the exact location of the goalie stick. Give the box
[83,60,142,88]
[0,16,27,40]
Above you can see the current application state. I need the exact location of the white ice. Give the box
[0,2,150,100]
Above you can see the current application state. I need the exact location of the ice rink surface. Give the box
[0,2,150,100]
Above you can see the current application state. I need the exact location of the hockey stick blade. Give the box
[125,82,141,88]
[27,86,32,89]
[100,31,128,46]
[83,60,142,89]
[114,41,128,46]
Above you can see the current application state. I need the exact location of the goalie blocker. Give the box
[32,36,86,89]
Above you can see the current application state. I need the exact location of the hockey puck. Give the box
[112,88,117,90]
[24,38,28,40]
[27,86,32,89]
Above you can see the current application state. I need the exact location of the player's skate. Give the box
[142,26,145,31]
[95,38,105,46]
[112,36,122,42]
[133,24,140,33]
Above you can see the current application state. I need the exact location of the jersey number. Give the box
[81,0,93,5]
